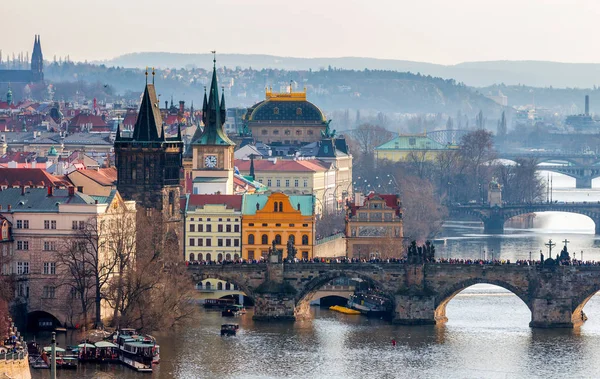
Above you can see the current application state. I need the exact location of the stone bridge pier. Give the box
[189,262,600,328]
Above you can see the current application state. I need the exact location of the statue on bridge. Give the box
[269,239,283,263]
[407,240,436,263]
[286,239,297,261]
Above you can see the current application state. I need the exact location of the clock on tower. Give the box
[204,155,217,168]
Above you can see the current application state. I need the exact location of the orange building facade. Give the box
[242,192,315,261]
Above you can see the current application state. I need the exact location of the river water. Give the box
[30,172,600,379]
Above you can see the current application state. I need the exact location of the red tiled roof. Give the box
[69,167,117,186]
[0,168,66,187]
[234,159,328,173]
[69,113,107,131]
[122,112,137,127]
[187,194,243,211]
[0,152,37,164]
[348,193,402,216]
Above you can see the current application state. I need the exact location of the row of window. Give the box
[189,224,240,233]
[15,241,59,251]
[16,219,71,229]
[260,179,309,188]
[260,129,315,136]
[189,252,239,262]
[247,234,310,245]
[189,238,240,247]
[197,281,237,290]
[13,261,57,275]
[189,218,239,222]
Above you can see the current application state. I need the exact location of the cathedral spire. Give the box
[220,86,226,124]
[201,86,208,126]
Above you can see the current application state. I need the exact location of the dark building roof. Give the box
[132,84,163,142]
[0,188,96,213]
[249,101,325,123]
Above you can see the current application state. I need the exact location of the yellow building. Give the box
[375,133,458,162]
[183,194,243,262]
[241,192,315,261]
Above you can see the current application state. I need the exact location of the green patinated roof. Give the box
[242,193,314,216]
[376,135,450,151]
[48,146,58,156]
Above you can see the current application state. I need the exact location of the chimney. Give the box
[68,186,74,196]
[7,205,11,211]
[94,199,98,204]
[179,101,185,114]
[20,186,25,196]
[165,100,168,110]
[47,186,53,197]
[585,95,590,116]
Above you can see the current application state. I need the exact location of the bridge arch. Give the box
[571,285,600,326]
[191,271,257,304]
[26,310,62,330]
[434,278,532,323]
[294,270,394,314]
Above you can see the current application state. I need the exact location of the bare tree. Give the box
[348,123,393,157]
[57,197,136,329]
[109,211,194,332]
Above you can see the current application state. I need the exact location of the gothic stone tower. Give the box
[31,35,44,82]
[114,78,183,227]
[190,58,236,194]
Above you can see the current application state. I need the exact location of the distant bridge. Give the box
[498,151,600,188]
[450,202,600,234]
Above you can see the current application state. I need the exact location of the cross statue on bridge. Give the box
[563,239,570,249]
[545,239,556,257]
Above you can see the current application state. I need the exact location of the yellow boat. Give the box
[329,305,361,315]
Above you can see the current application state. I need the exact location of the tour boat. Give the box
[41,346,78,369]
[204,298,236,309]
[221,324,239,336]
[347,292,392,318]
[222,305,246,317]
[115,329,160,372]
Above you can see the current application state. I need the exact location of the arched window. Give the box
[274,202,278,212]
[217,282,223,290]
[248,234,255,244]
[234,253,239,260]
[206,253,212,262]
[189,253,195,261]
[288,235,295,244]
[261,234,268,245]
[261,129,268,135]
[279,202,283,211]
[225,283,231,290]
[226,253,231,261]
[205,281,212,290]
[275,234,282,244]
[197,282,203,289]
[198,253,203,261]
[218,253,223,262]
[302,235,309,245]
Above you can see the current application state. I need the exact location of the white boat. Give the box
[115,329,159,372]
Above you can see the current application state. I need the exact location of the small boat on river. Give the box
[329,305,361,315]
[221,324,239,336]
[222,305,246,317]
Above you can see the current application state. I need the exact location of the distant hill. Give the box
[98,53,600,88]
[43,62,502,117]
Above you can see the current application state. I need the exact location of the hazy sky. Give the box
[3,0,600,65]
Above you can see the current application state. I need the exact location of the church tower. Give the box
[114,71,183,224]
[30,35,44,82]
[191,57,235,195]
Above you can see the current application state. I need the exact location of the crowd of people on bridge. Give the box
[185,256,600,267]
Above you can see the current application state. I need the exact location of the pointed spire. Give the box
[201,86,208,126]
[131,79,163,142]
[160,123,165,140]
[191,55,234,147]
[170,95,173,109]
[115,122,121,141]
[249,154,255,181]
[177,123,182,141]
[220,86,226,124]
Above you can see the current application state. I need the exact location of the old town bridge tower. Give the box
[114,74,183,228]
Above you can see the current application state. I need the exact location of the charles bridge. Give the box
[188,260,600,329]
[449,202,600,234]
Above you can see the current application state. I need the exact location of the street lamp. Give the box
[581,250,583,262]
